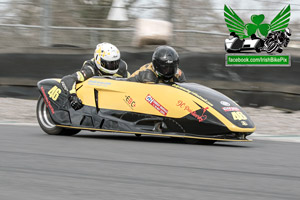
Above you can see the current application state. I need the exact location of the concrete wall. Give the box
[0,51,299,110]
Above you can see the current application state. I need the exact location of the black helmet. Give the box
[152,46,179,80]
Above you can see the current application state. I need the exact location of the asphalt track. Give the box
[1,125,300,200]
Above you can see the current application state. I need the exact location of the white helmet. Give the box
[285,28,291,37]
[94,42,121,75]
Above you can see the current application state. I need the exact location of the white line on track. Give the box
[249,133,300,143]
[0,122,38,126]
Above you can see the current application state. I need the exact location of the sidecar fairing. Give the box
[225,38,263,53]
[37,77,255,143]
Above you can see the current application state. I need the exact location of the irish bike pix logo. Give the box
[224,4,291,67]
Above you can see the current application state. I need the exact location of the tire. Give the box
[255,41,262,53]
[36,95,80,136]
[266,42,279,53]
[277,48,283,53]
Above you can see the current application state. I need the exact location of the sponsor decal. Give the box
[222,107,240,112]
[48,86,61,101]
[220,101,230,106]
[177,100,209,123]
[241,121,248,126]
[41,86,55,114]
[123,95,136,110]
[172,84,214,107]
[231,111,248,121]
[88,80,111,86]
[145,94,168,116]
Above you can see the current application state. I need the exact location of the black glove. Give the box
[68,93,83,110]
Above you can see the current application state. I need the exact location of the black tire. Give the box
[36,95,80,136]
[277,48,283,53]
[255,47,261,53]
[266,42,279,53]
[226,49,240,53]
[255,41,262,53]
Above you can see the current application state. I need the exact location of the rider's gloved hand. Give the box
[68,93,83,110]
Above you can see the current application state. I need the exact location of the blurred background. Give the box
[0,0,299,110]
[1,0,300,49]
[1,3,300,199]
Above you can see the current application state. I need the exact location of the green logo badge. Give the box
[224,4,290,38]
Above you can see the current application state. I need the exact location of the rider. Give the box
[127,45,186,83]
[61,42,130,110]
[265,28,291,52]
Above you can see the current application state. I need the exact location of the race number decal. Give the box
[231,111,247,120]
[48,86,61,101]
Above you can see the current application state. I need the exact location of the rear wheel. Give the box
[255,42,262,53]
[36,95,80,135]
[255,48,261,53]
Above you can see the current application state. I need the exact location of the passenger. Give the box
[61,42,130,110]
[127,45,186,83]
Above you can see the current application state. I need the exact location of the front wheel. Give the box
[266,41,279,53]
[36,95,80,135]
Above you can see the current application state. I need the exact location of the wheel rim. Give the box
[267,42,278,53]
[38,98,56,129]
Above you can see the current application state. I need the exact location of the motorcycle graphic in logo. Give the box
[224,4,291,54]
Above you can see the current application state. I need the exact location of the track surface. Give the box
[1,125,300,200]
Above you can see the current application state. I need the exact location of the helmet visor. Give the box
[157,64,178,79]
[101,59,120,70]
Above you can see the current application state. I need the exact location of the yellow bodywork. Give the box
[75,78,256,133]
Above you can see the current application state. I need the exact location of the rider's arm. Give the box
[174,68,186,83]
[61,72,83,94]
[61,61,95,94]
[61,62,96,110]
[127,63,157,83]
[114,60,130,78]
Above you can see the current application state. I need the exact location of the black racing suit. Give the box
[61,58,129,110]
[61,58,129,94]
[127,62,186,83]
